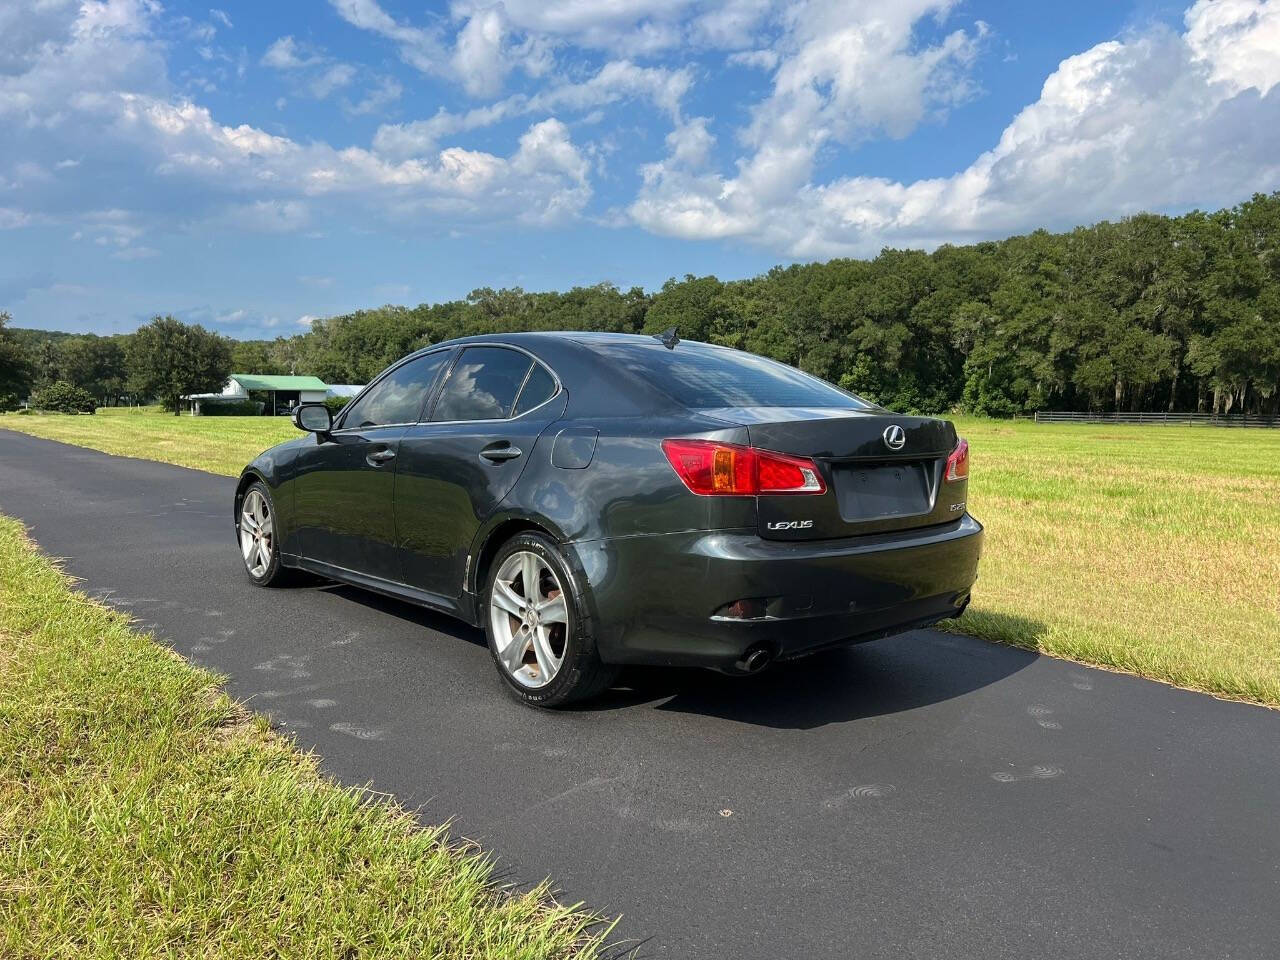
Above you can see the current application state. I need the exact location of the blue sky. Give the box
[2,0,1278,339]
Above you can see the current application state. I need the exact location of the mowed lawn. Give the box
[951,417,1280,706]
[1,405,299,476]
[3,407,1279,706]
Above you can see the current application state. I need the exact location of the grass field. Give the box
[0,515,611,957]
[1,405,299,476]
[949,417,1280,707]
[3,407,1278,706]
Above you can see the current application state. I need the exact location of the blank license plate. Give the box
[833,462,931,521]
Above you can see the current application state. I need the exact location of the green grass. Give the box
[0,515,613,957]
[3,407,1279,707]
[948,417,1280,706]
[2,405,298,476]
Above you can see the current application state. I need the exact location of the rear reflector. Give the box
[944,437,969,483]
[661,439,826,496]
[712,598,769,620]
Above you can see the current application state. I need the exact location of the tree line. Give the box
[3,192,1279,416]
[0,314,232,415]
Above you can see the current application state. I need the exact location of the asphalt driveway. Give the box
[2,428,1277,959]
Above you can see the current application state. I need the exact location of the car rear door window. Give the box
[341,351,449,428]
[513,363,557,416]
[432,346,532,422]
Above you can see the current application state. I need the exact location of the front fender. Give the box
[234,439,303,554]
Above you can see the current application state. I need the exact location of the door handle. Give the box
[480,442,522,463]
[366,448,397,466]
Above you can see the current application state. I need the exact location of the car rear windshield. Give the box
[588,341,872,410]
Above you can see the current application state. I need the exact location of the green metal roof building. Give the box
[227,374,329,393]
[186,373,331,416]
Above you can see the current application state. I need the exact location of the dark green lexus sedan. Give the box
[235,331,982,707]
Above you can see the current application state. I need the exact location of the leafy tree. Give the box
[33,340,65,388]
[269,335,308,376]
[301,306,432,384]
[0,312,34,399]
[127,316,233,415]
[643,275,727,343]
[60,335,128,406]
[231,339,286,376]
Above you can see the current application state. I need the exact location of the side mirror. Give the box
[293,403,332,434]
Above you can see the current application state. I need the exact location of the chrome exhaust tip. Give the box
[737,645,775,674]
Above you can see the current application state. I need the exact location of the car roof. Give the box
[424,331,740,360]
[433,330,672,347]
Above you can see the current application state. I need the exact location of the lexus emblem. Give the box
[882,425,906,451]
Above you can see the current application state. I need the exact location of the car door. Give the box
[292,349,452,583]
[395,345,565,601]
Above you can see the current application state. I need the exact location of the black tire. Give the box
[483,532,618,708]
[237,481,292,587]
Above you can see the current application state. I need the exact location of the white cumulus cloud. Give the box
[0,0,596,245]
[373,59,693,158]
[3,0,1280,274]
[342,75,403,117]
[261,35,321,70]
[631,0,1280,257]
[452,5,512,97]
[308,63,357,99]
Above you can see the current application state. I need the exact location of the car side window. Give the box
[513,363,557,416]
[341,351,449,429]
[431,347,532,422]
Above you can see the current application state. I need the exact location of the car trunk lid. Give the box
[699,406,965,540]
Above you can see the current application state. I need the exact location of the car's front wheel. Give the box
[237,481,290,586]
[483,532,617,707]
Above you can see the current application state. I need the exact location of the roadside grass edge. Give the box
[939,612,1280,710]
[0,514,618,958]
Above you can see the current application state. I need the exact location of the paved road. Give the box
[2,428,1278,959]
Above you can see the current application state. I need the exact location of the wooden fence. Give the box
[1033,411,1279,427]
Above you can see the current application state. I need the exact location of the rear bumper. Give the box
[570,514,983,671]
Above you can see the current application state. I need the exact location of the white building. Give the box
[186,374,329,415]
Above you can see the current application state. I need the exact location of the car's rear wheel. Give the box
[483,532,617,707]
[238,482,289,586]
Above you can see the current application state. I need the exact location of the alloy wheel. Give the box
[489,550,569,688]
[239,488,274,578]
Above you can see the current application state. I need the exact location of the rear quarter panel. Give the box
[467,413,757,591]
[495,413,757,540]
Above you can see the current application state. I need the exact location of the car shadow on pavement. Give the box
[316,582,488,647]
[312,581,1042,731]
[586,627,1041,730]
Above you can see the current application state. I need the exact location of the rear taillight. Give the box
[661,439,826,496]
[944,437,969,483]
